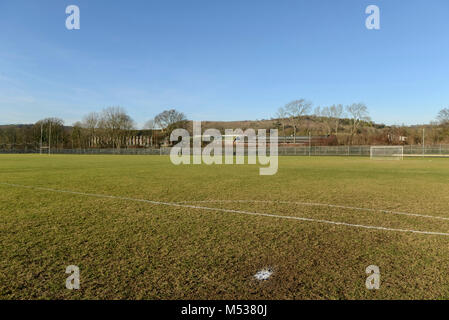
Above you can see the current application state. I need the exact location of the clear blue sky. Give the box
[1,0,448,127]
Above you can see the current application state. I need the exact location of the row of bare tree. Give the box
[0,107,187,150]
[73,107,187,148]
[437,108,449,125]
[275,99,371,145]
[74,107,136,149]
[2,104,449,149]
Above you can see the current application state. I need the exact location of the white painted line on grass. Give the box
[177,199,449,222]
[2,182,449,237]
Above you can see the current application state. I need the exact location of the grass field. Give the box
[1,154,449,299]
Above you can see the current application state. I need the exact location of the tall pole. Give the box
[40,123,43,155]
[309,131,311,156]
[49,122,51,155]
[422,127,425,157]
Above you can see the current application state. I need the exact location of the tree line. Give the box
[1,103,449,150]
[0,107,186,150]
[273,100,449,146]
[275,100,371,145]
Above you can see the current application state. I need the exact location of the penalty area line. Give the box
[1,182,449,237]
[176,200,449,222]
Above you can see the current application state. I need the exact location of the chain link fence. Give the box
[1,145,449,157]
[279,145,449,156]
[0,148,170,155]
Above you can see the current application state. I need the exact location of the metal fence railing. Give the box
[1,145,449,157]
[279,146,369,156]
[278,145,449,156]
[0,148,169,155]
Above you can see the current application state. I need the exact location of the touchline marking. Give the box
[177,200,449,221]
[2,182,449,237]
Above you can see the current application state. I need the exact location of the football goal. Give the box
[370,146,404,160]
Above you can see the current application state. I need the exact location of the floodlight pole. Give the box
[422,128,425,158]
[308,132,311,156]
[40,123,43,155]
[49,122,51,155]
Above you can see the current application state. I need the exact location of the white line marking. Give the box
[177,200,449,221]
[2,182,449,237]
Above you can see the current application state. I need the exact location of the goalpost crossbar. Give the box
[370,146,404,160]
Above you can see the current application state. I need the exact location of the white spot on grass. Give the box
[254,268,273,280]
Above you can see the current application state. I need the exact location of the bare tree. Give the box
[82,112,99,130]
[72,121,85,149]
[144,119,156,146]
[329,104,344,135]
[285,99,312,143]
[314,104,345,136]
[346,103,370,145]
[314,106,332,135]
[437,108,449,125]
[1,126,19,149]
[144,119,155,130]
[81,112,99,147]
[275,107,288,138]
[98,106,135,149]
[34,118,65,150]
[154,109,187,131]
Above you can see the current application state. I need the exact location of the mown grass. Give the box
[1,154,449,299]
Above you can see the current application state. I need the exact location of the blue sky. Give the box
[0,0,448,127]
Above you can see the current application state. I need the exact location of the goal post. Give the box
[39,146,50,155]
[370,146,404,160]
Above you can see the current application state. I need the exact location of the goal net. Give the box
[39,146,50,154]
[370,146,404,160]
